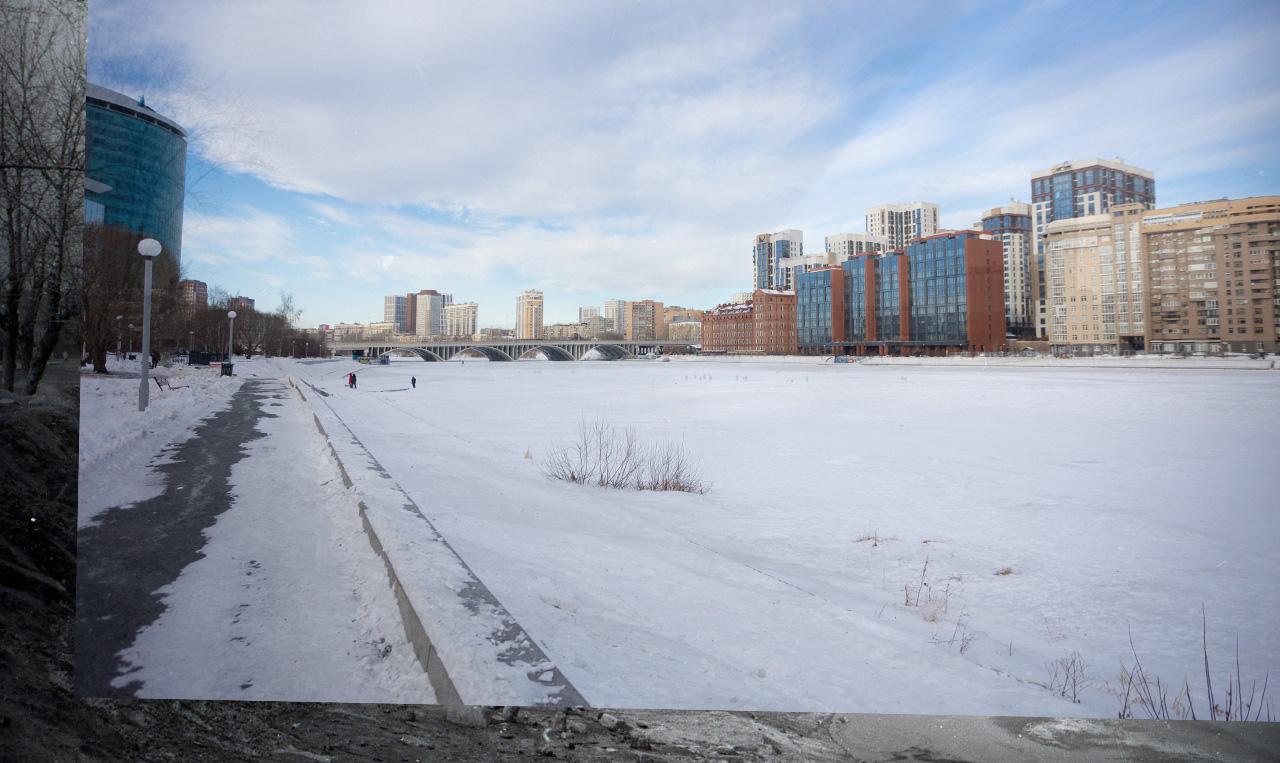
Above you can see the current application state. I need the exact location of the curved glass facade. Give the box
[85,84,187,266]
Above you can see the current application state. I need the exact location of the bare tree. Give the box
[0,0,86,394]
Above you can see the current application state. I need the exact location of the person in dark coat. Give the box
[411,376,416,389]
[351,372,357,389]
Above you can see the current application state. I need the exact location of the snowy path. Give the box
[293,358,1280,715]
[77,370,435,702]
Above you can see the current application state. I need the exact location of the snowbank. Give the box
[78,357,245,527]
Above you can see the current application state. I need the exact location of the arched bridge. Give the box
[332,339,694,362]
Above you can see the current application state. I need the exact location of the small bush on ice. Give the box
[542,419,707,494]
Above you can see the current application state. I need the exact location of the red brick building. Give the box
[702,289,797,354]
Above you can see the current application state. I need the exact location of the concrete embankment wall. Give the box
[286,376,586,708]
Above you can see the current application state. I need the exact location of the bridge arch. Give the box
[518,345,575,361]
[584,344,630,360]
[454,345,515,362]
[377,347,445,362]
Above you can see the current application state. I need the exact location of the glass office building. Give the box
[796,267,843,352]
[843,257,871,342]
[907,233,970,344]
[85,83,187,266]
[874,252,903,341]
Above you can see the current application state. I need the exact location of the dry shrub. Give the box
[995,566,1014,576]
[1117,607,1273,722]
[1047,650,1090,703]
[542,419,706,494]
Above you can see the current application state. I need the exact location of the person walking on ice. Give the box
[350,371,357,389]
[411,376,416,389]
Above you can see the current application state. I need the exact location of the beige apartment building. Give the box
[1042,196,1280,354]
[444,302,478,338]
[1042,208,1147,354]
[516,289,544,339]
[1140,196,1280,353]
[624,300,665,341]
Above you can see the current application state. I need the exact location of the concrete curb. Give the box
[289,378,462,705]
[288,376,587,707]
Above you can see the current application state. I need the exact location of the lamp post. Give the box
[227,310,237,362]
[304,340,309,358]
[137,238,162,411]
[127,323,134,355]
[115,315,123,360]
[189,330,194,354]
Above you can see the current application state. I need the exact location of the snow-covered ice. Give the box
[292,357,1280,715]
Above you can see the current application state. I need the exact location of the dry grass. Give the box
[542,419,707,494]
[994,566,1014,576]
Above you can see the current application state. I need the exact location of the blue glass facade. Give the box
[754,239,770,289]
[907,234,969,343]
[773,238,794,288]
[982,213,1031,235]
[843,258,869,341]
[796,269,832,349]
[85,84,187,266]
[874,253,901,341]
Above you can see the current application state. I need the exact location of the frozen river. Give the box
[294,357,1280,716]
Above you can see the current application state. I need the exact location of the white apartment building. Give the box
[444,302,478,338]
[978,201,1034,336]
[824,232,889,261]
[1030,158,1155,337]
[865,202,940,250]
[517,289,544,340]
[753,229,803,290]
[383,295,408,333]
[603,299,626,335]
[414,290,448,337]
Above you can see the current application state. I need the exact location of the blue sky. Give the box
[89,0,1280,327]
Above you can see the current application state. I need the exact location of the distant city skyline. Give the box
[87,1,1280,327]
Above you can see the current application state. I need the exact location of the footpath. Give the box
[75,370,434,702]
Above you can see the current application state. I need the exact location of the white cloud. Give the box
[91,1,1280,322]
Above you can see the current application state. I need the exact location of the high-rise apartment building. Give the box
[178,279,208,312]
[825,232,889,261]
[865,202,940,250]
[1030,158,1155,337]
[579,306,600,324]
[663,306,705,324]
[979,201,1034,337]
[753,229,803,290]
[414,289,447,336]
[624,300,665,341]
[603,299,626,335]
[383,294,409,333]
[444,302,479,338]
[517,289,544,339]
[1139,196,1280,354]
[228,296,255,313]
[1042,210,1146,354]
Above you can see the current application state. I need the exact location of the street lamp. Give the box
[304,340,309,358]
[189,330,194,354]
[115,314,123,360]
[227,310,237,362]
[137,238,162,411]
[127,323,134,355]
